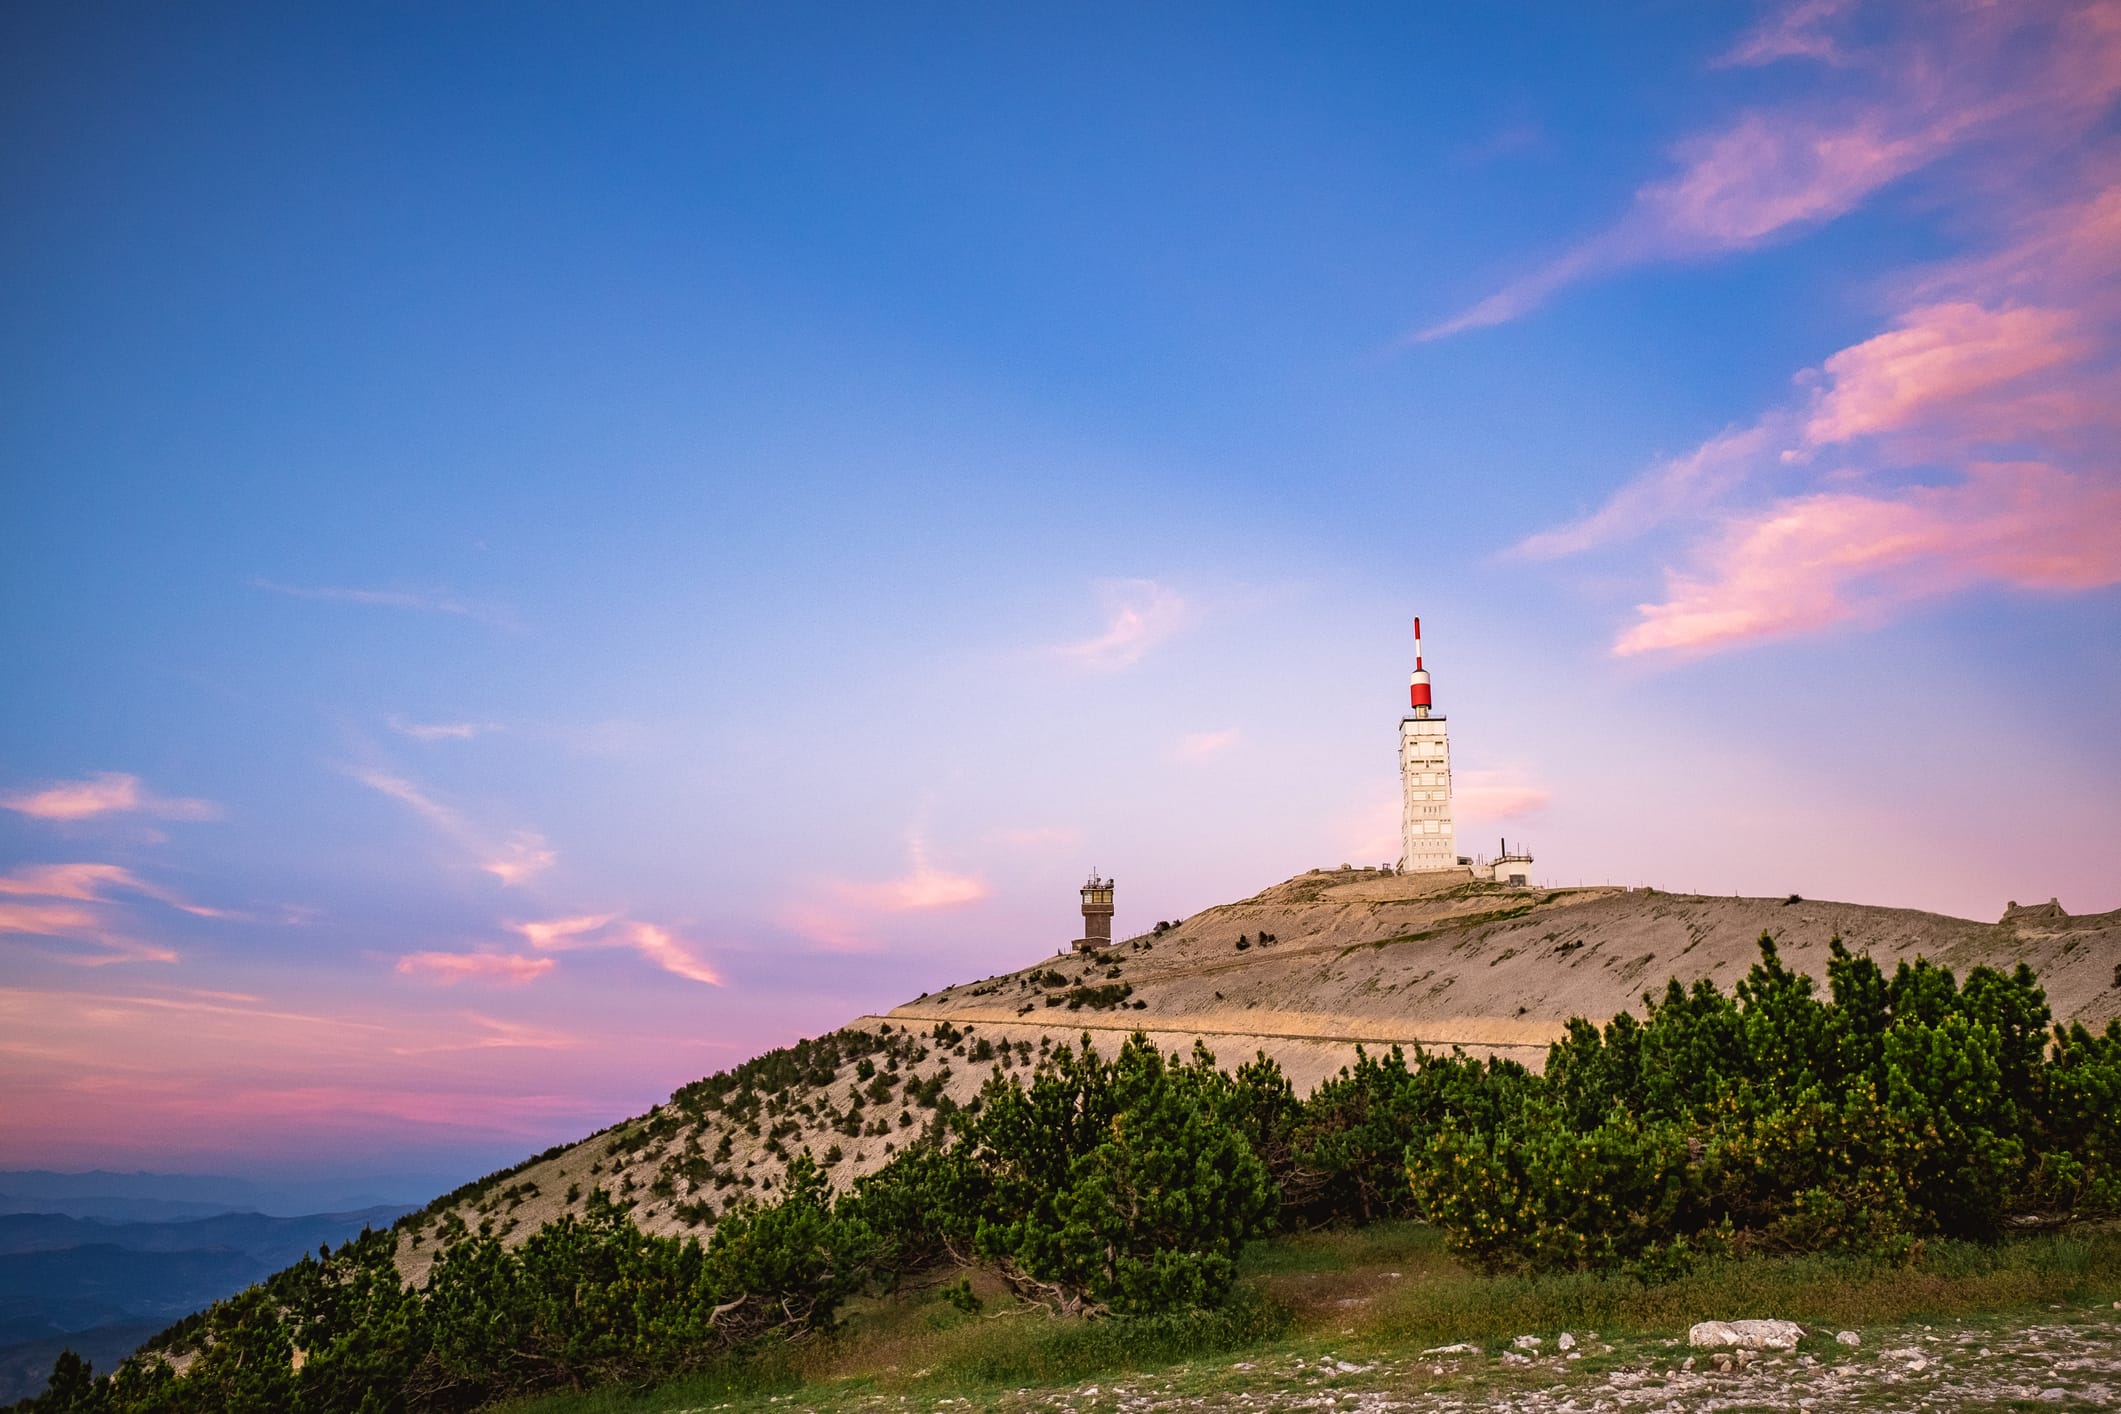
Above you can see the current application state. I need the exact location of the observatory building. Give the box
[1399,618,1456,872]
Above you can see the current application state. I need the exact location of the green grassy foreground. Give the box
[503,1223,2121,1413]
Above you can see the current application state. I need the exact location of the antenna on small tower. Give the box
[1408,617,1433,718]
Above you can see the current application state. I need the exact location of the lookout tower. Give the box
[1399,618,1457,871]
[1075,872,1114,953]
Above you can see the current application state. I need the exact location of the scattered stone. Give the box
[2040,1389,2068,1402]
[1513,1334,1542,1350]
[1836,1330,1862,1346]
[1420,1343,1480,1355]
[1689,1319,1804,1351]
[1557,1332,1576,1351]
[1501,1351,1532,1365]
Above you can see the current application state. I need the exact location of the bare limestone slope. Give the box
[393,868,2120,1283]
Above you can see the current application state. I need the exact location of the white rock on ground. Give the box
[1837,1330,1862,1346]
[1688,1318,1805,1350]
[1557,1332,1576,1350]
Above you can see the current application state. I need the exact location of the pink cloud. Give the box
[0,862,229,918]
[1,772,219,823]
[513,914,617,950]
[388,1011,578,1054]
[1517,120,2121,656]
[1614,462,2121,656]
[1050,579,1189,670]
[0,901,179,965]
[624,924,724,986]
[352,769,464,831]
[351,768,555,886]
[395,951,556,985]
[1638,110,1950,250]
[481,831,557,886]
[1514,422,1780,559]
[1454,770,1554,822]
[785,833,992,950]
[831,840,990,912]
[506,913,722,985]
[835,863,989,913]
[1804,302,2099,447]
[1415,1,2121,340]
[1713,0,1857,69]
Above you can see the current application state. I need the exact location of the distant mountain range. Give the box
[0,1167,461,1221]
[0,1186,416,1403]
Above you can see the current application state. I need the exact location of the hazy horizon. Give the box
[5,1,2117,1185]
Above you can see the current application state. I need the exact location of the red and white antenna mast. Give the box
[1408,616,1433,716]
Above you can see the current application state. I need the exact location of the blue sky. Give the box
[4,1,2118,1187]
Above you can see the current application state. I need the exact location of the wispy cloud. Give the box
[387,715,499,743]
[252,578,518,630]
[1174,728,1243,763]
[1,772,220,823]
[1613,462,2121,656]
[482,832,557,886]
[0,862,229,918]
[1454,769,1553,822]
[831,837,990,913]
[1497,2,2121,655]
[0,901,179,966]
[1554,197,2121,656]
[1712,0,1857,69]
[512,914,616,950]
[1050,579,1189,671]
[350,768,556,886]
[0,861,242,965]
[395,951,556,985]
[389,1011,578,1055]
[1513,423,1781,561]
[624,924,724,986]
[785,832,991,951]
[350,769,461,832]
[506,913,723,986]
[1414,1,2121,340]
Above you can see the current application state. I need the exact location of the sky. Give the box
[3,0,2118,1192]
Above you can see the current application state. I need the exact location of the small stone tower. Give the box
[1076,872,1114,953]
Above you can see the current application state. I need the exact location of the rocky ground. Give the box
[662,1306,2121,1412]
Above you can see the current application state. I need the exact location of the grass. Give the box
[1252,1222,2121,1351]
[500,1223,2121,1413]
